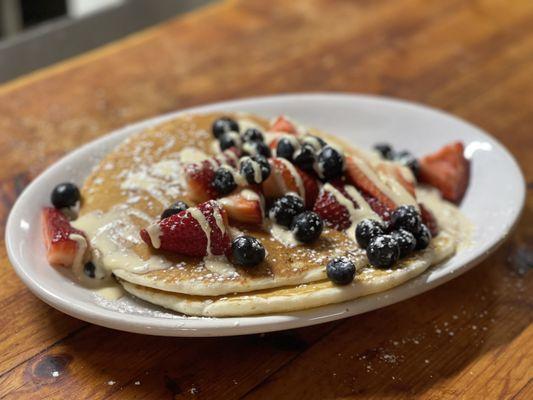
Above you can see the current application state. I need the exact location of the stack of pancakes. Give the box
[75,113,460,317]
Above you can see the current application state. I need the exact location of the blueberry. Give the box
[366,235,400,269]
[51,182,80,209]
[391,229,416,258]
[390,205,422,234]
[84,261,96,278]
[161,200,189,219]
[301,135,326,151]
[396,150,420,178]
[268,194,305,227]
[355,219,385,249]
[291,211,323,243]
[243,140,271,158]
[219,131,241,151]
[231,235,266,267]
[240,155,271,184]
[212,116,239,139]
[414,224,432,250]
[374,143,395,160]
[242,128,264,142]
[276,137,297,161]
[212,168,237,196]
[326,257,356,285]
[293,143,316,172]
[316,146,344,180]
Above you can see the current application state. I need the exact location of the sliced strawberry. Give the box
[262,157,318,208]
[345,156,398,211]
[418,141,469,203]
[141,200,231,257]
[220,189,264,225]
[313,186,351,230]
[184,147,241,203]
[299,168,319,208]
[41,207,87,267]
[419,203,439,236]
[270,116,298,134]
[361,193,393,221]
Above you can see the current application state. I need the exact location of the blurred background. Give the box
[0,0,212,82]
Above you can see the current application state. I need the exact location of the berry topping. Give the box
[140,200,231,257]
[419,141,470,204]
[184,148,241,202]
[396,150,420,178]
[231,235,266,267]
[268,194,305,228]
[290,211,323,243]
[84,261,96,278]
[220,189,264,225]
[240,155,271,184]
[212,116,239,138]
[219,131,242,151]
[326,257,356,285]
[390,229,416,258]
[390,205,422,234]
[242,128,264,142]
[243,140,271,158]
[374,143,395,160]
[51,182,80,209]
[414,224,432,250]
[212,168,237,196]
[276,137,297,161]
[355,219,385,249]
[293,143,316,172]
[419,203,439,237]
[270,115,298,134]
[345,156,397,211]
[161,200,189,219]
[366,235,400,269]
[312,184,352,231]
[316,146,344,180]
[41,207,87,268]
[301,135,326,151]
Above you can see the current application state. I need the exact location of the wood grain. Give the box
[0,0,531,398]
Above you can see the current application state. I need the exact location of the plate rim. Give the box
[5,92,526,336]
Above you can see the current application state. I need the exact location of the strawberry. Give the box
[418,141,470,204]
[41,207,87,267]
[219,189,264,225]
[270,116,298,134]
[184,147,241,203]
[419,203,439,236]
[140,200,231,257]
[313,186,351,230]
[361,193,393,221]
[262,157,319,208]
[345,156,397,211]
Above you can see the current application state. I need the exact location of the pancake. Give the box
[73,112,467,310]
[119,231,455,316]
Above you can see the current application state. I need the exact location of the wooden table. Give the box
[0,0,531,398]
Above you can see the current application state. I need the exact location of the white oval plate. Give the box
[6,94,525,336]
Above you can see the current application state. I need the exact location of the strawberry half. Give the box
[262,157,318,208]
[184,147,241,203]
[345,156,398,211]
[419,141,470,204]
[270,116,298,134]
[41,207,87,267]
[219,189,264,225]
[140,200,231,257]
[313,184,352,230]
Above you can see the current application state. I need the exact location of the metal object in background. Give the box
[0,0,213,83]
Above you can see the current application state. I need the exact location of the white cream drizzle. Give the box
[204,255,237,276]
[189,207,212,256]
[68,233,88,281]
[178,147,209,163]
[145,223,162,249]
[270,223,300,248]
[277,158,305,199]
